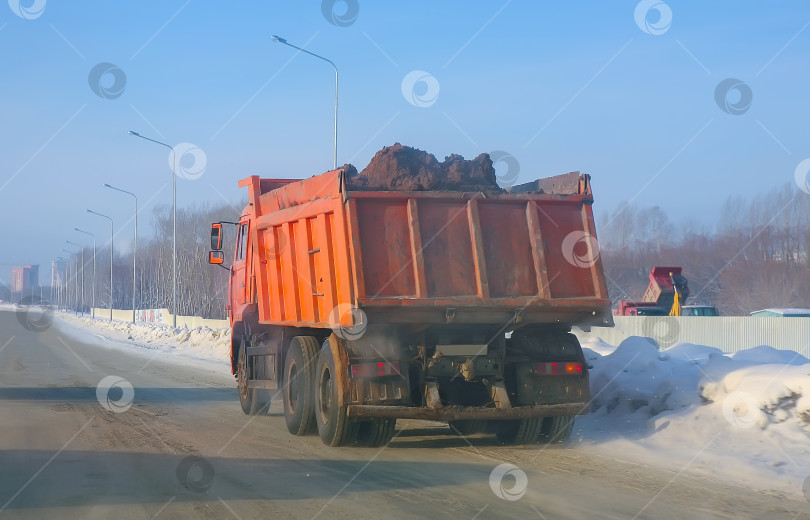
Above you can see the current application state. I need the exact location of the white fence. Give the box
[90,307,229,329]
[574,316,810,358]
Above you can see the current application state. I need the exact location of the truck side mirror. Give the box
[209,250,224,265]
[211,223,223,250]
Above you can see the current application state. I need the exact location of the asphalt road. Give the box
[1,308,808,519]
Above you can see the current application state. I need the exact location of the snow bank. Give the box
[579,336,810,498]
[587,337,703,421]
[53,312,231,367]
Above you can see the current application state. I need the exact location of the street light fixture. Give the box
[104,184,137,324]
[74,228,96,319]
[270,34,339,169]
[65,241,84,316]
[128,130,177,327]
[87,209,114,321]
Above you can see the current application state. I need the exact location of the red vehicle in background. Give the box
[616,266,690,316]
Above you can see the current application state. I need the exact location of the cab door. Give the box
[230,220,249,320]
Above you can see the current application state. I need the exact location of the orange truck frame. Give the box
[209,168,613,447]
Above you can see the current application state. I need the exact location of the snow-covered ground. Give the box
[53,311,231,371]
[578,336,810,498]
[50,310,810,498]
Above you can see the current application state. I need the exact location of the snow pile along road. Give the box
[579,336,810,497]
[54,313,231,367]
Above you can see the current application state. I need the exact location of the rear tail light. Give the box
[535,361,583,376]
[351,361,401,378]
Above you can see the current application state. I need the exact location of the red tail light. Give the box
[351,361,401,378]
[535,361,583,376]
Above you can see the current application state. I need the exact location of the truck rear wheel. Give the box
[357,419,397,447]
[237,338,270,415]
[495,418,544,444]
[448,420,486,436]
[538,415,575,443]
[315,341,359,446]
[283,336,319,436]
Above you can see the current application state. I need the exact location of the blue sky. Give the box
[1,1,809,284]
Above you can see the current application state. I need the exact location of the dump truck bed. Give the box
[240,169,612,330]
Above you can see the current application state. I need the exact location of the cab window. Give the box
[236,223,248,260]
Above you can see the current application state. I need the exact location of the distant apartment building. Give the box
[11,265,39,294]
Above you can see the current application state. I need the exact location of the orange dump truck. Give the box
[209,168,612,446]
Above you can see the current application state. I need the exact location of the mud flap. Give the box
[327,333,351,408]
[491,380,512,409]
[425,380,442,409]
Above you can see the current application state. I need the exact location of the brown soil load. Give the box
[345,143,502,192]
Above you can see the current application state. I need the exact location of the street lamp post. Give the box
[66,260,71,311]
[54,256,63,311]
[59,255,70,311]
[74,228,96,319]
[65,241,84,316]
[128,131,177,327]
[87,209,114,321]
[64,257,73,312]
[104,184,137,324]
[270,35,338,170]
[61,250,75,312]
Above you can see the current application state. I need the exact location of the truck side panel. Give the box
[252,186,355,329]
[477,202,537,298]
[537,202,601,299]
[355,200,415,297]
[419,201,477,297]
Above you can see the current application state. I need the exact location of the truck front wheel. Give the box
[315,341,358,446]
[283,336,319,436]
[236,337,272,415]
[237,338,256,415]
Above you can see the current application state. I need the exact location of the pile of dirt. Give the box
[344,143,502,192]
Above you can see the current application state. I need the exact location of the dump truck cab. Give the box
[617,301,668,316]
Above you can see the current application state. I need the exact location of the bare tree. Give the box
[598,183,810,315]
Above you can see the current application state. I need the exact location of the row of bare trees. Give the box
[42,182,810,320]
[598,183,810,315]
[56,202,240,320]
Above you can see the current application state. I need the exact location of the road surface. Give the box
[1,309,807,519]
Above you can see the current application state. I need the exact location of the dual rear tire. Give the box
[448,420,486,436]
[538,415,576,443]
[494,415,576,444]
[282,336,396,447]
[283,336,319,436]
[495,417,545,444]
[449,416,575,444]
[313,339,359,446]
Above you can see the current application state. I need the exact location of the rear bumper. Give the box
[360,300,614,328]
[346,402,587,421]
